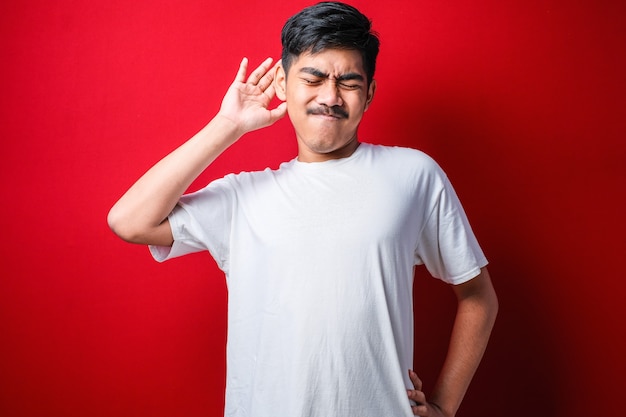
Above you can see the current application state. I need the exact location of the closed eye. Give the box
[301,78,323,85]
[301,78,362,90]
[337,82,362,90]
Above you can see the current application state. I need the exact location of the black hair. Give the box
[281,2,380,84]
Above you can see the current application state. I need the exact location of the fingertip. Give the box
[232,58,247,82]
[277,102,288,114]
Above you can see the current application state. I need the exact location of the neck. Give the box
[297,137,361,163]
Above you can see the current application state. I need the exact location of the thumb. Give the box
[268,102,288,124]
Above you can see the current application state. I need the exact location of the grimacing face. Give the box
[275,49,376,162]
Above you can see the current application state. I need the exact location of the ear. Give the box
[364,79,376,111]
[275,63,287,101]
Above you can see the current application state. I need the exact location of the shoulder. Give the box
[361,143,445,177]
[214,163,295,196]
[223,164,283,184]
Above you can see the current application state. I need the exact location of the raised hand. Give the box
[217,57,288,137]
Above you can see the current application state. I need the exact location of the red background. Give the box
[1,1,625,416]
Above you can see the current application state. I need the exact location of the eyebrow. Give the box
[299,67,365,82]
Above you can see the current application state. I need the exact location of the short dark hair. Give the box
[281,2,380,84]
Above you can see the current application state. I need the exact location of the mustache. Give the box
[307,105,348,119]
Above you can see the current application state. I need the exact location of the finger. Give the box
[407,388,426,405]
[257,70,275,92]
[412,403,429,416]
[408,369,423,391]
[257,60,281,91]
[246,57,274,85]
[267,102,287,124]
[270,58,282,74]
[263,83,277,100]
[235,57,249,83]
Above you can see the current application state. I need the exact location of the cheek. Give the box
[286,90,316,116]
[347,97,368,115]
[290,87,314,103]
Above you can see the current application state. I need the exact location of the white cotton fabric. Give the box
[150,143,487,417]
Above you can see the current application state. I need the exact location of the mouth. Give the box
[307,106,348,119]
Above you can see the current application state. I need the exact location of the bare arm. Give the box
[408,267,498,417]
[107,57,287,246]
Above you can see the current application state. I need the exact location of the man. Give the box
[108,2,498,416]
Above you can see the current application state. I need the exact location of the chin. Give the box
[303,137,343,153]
[295,125,358,154]
[300,135,358,158]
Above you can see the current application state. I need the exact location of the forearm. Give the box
[107,115,240,243]
[430,269,498,416]
[108,57,285,245]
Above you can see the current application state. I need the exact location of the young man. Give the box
[108,2,498,416]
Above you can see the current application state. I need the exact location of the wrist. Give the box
[428,399,455,417]
[212,113,245,138]
[197,114,248,151]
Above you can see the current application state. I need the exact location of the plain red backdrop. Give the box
[1,1,624,416]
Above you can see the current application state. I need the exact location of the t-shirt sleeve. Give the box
[148,177,235,272]
[414,173,488,285]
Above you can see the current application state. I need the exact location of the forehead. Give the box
[288,49,366,77]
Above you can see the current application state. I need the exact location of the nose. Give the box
[316,80,343,107]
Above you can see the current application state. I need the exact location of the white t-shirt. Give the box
[151,143,487,417]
